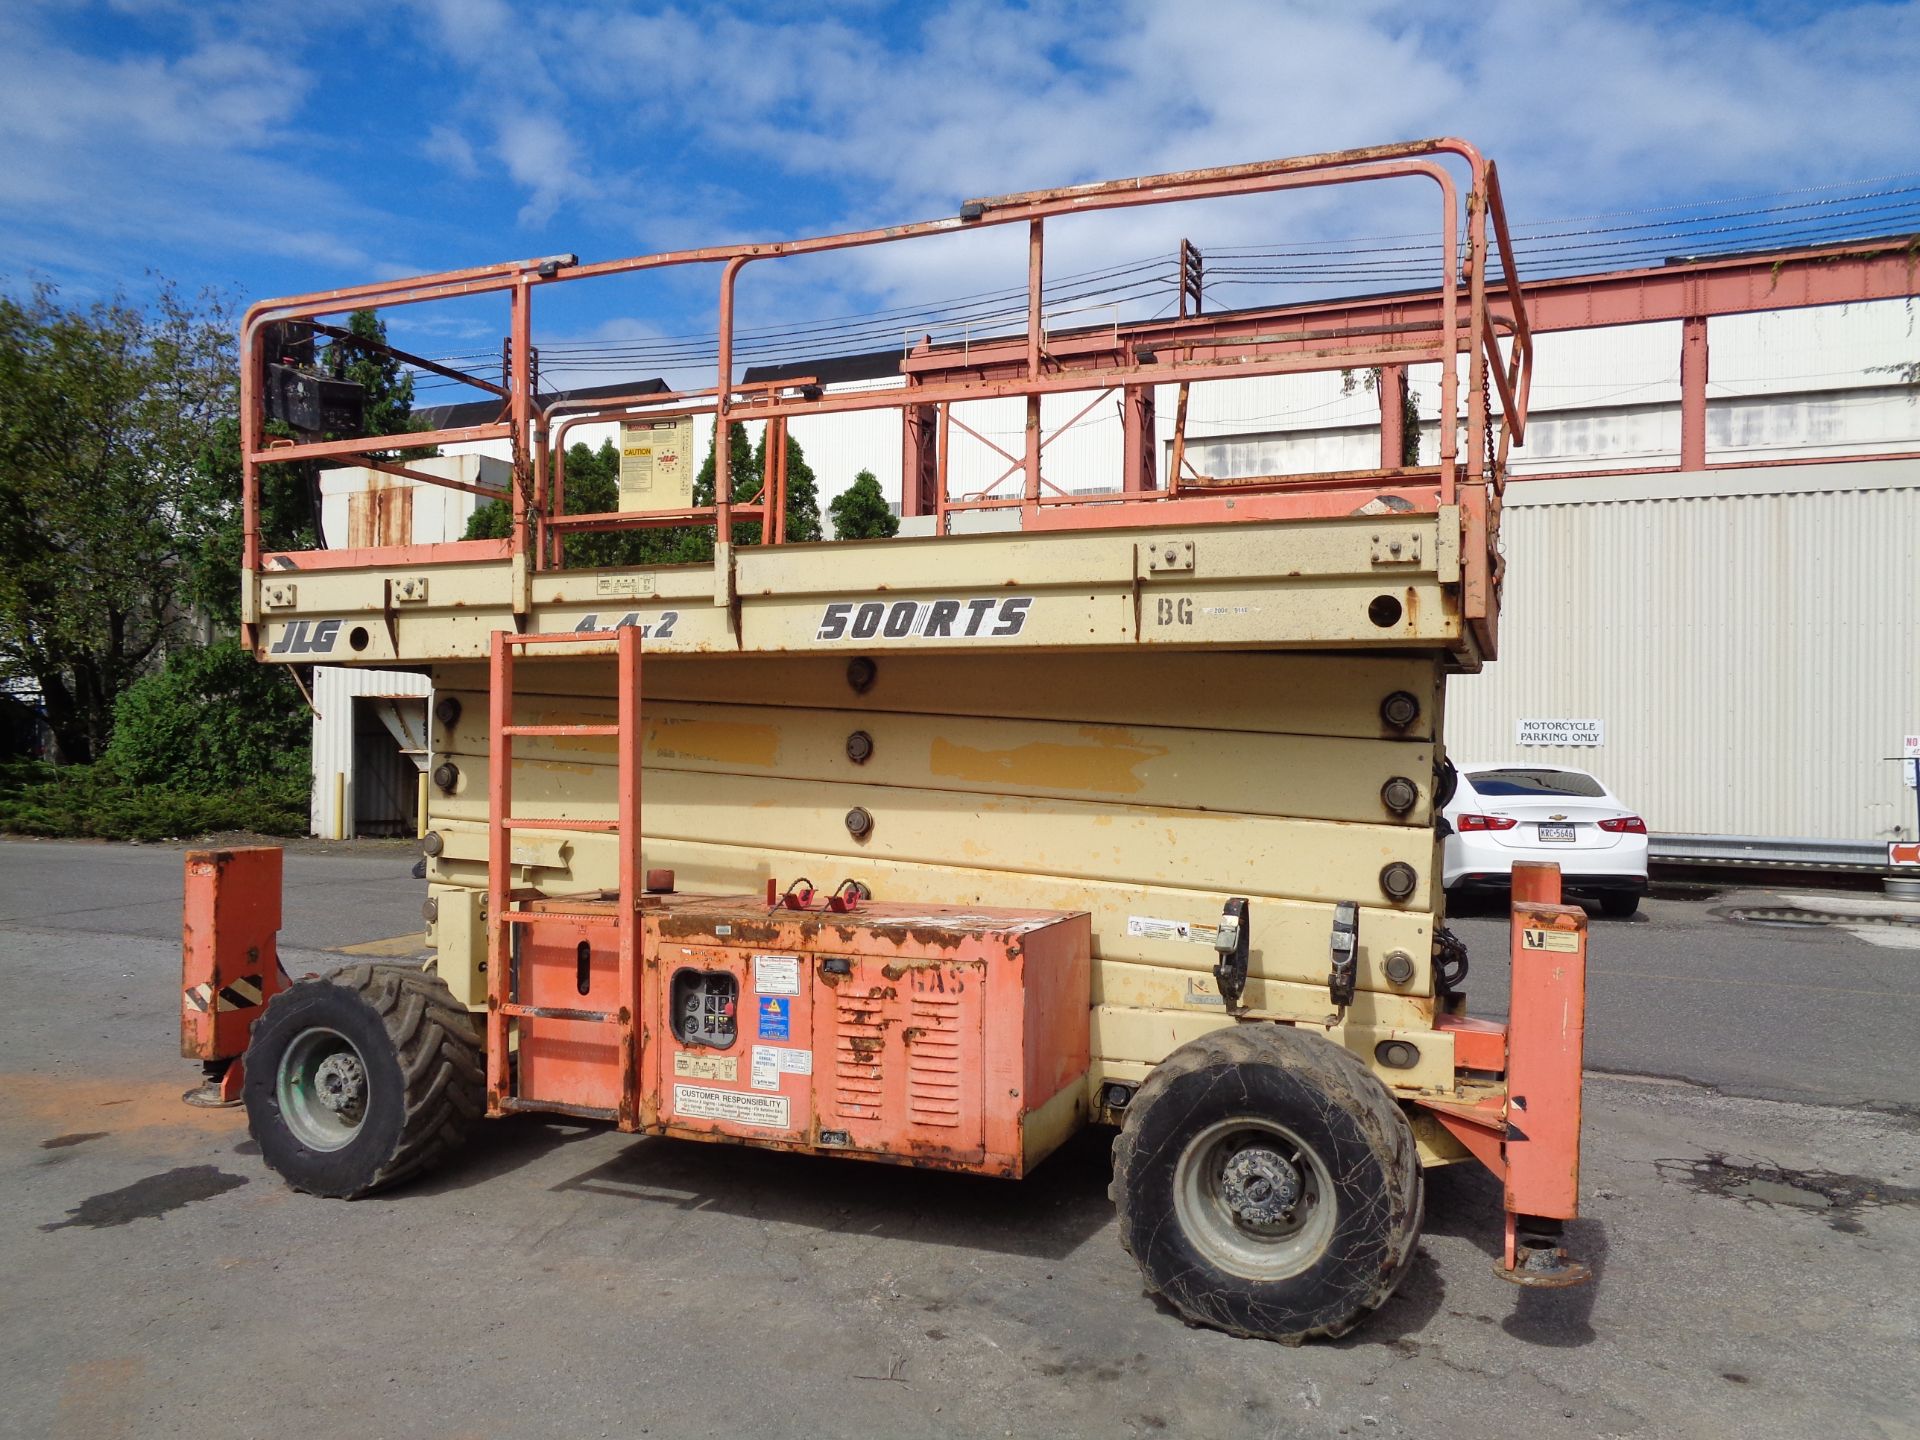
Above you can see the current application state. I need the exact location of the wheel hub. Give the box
[312,1051,366,1116]
[1220,1145,1300,1226]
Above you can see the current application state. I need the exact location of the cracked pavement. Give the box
[1,839,1916,1438]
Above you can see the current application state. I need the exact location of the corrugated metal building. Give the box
[310,280,1920,856]
[1445,461,1920,848]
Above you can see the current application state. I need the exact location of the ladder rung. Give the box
[500,818,619,832]
[504,631,624,646]
[500,724,620,737]
[498,1097,619,1122]
[499,1002,621,1024]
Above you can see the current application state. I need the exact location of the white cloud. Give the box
[423,123,481,179]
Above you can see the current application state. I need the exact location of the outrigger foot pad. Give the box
[182,1059,244,1109]
[1495,1216,1592,1289]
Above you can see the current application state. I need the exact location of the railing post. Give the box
[1024,218,1044,509]
[508,279,534,615]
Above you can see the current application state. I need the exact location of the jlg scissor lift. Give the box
[181,138,1591,1343]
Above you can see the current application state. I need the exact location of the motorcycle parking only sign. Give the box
[1516,718,1605,746]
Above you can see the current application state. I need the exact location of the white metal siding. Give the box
[311,667,433,838]
[1446,462,1920,844]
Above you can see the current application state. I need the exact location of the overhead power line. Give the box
[405,173,1920,394]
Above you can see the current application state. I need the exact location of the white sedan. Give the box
[1440,763,1649,917]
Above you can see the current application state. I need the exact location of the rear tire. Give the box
[244,962,484,1198]
[1110,1023,1422,1343]
[1598,891,1640,918]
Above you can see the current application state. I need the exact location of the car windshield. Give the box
[1467,768,1607,799]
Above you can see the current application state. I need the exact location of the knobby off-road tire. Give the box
[244,962,484,1198]
[1110,1023,1423,1343]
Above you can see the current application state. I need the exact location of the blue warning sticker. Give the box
[758,996,791,1040]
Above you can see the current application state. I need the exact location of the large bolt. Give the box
[846,657,877,694]
[846,730,874,764]
[1380,776,1419,814]
[1380,691,1421,730]
[1379,861,1418,901]
[845,806,874,840]
[432,761,460,793]
[1382,949,1415,985]
[433,696,462,730]
[421,830,445,857]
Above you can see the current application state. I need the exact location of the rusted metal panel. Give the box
[180,848,286,1062]
[634,898,1089,1176]
[1502,899,1587,1221]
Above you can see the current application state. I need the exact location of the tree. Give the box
[830,470,899,539]
[105,639,309,793]
[324,309,422,444]
[751,427,823,542]
[467,420,823,564]
[0,283,235,761]
[465,438,709,566]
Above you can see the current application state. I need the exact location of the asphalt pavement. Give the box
[1,837,1916,1439]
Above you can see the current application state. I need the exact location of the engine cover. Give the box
[643,897,1091,1177]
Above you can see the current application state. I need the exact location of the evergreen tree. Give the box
[830,470,899,540]
[751,428,823,542]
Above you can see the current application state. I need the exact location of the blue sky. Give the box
[3,0,1918,394]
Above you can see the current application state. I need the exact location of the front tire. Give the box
[244,963,484,1198]
[1111,1023,1422,1343]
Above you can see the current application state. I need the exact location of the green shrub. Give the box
[0,639,312,841]
[0,759,308,841]
[106,639,309,791]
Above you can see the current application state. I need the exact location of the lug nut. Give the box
[1380,691,1420,730]
[1380,776,1419,814]
[845,806,874,839]
[1379,861,1418,901]
[846,730,874,764]
[1382,949,1415,985]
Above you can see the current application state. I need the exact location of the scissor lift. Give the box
[184,138,1592,1343]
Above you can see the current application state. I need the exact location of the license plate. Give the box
[1538,823,1576,843]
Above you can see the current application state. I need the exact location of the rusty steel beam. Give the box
[1680,314,1709,471]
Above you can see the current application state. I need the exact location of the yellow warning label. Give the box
[1522,927,1580,953]
[673,1051,738,1081]
[619,417,696,512]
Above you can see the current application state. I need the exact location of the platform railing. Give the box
[238,138,1530,645]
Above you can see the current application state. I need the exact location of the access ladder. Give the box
[485,625,644,1128]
